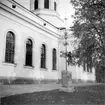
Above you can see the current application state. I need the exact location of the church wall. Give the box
[38,14,64,27]
[81,67,95,82]
[30,0,44,10]
[0,9,59,80]
[0,15,17,78]
[30,0,58,11]
[67,65,95,82]
[15,0,31,10]
[0,0,96,83]
[51,0,58,11]
[73,66,95,82]
[67,66,77,80]
[59,37,96,82]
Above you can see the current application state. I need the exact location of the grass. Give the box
[1,85,105,105]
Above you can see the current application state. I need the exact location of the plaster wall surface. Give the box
[37,14,64,27]
[0,0,96,82]
[0,9,59,80]
[15,0,30,10]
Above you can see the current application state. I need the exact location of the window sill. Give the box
[2,62,17,66]
[24,65,34,69]
[40,67,48,71]
[52,69,57,71]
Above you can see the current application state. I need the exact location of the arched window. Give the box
[54,2,56,11]
[5,31,15,63]
[41,44,46,68]
[44,0,49,9]
[34,0,38,10]
[52,48,57,70]
[25,39,33,66]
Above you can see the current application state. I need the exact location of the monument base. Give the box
[59,86,74,92]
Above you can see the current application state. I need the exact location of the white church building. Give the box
[0,0,95,83]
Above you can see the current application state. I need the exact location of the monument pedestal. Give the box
[59,86,74,92]
[62,70,72,87]
[60,70,74,92]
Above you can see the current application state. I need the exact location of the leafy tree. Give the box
[70,0,105,82]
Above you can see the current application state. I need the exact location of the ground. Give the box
[1,83,105,105]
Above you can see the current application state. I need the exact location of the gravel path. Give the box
[0,83,104,98]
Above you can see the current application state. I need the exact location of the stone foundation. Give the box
[59,86,74,92]
[0,77,58,85]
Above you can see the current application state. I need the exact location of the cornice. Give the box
[0,0,61,39]
[10,0,59,30]
[33,9,64,22]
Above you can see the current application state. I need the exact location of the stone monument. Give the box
[60,70,74,92]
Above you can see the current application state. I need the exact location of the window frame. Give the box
[44,0,49,9]
[54,2,56,11]
[5,31,15,64]
[25,38,33,67]
[52,48,57,70]
[40,44,46,68]
[34,0,38,10]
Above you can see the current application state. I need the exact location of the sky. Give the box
[58,0,75,28]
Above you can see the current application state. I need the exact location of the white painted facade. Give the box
[0,0,95,82]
